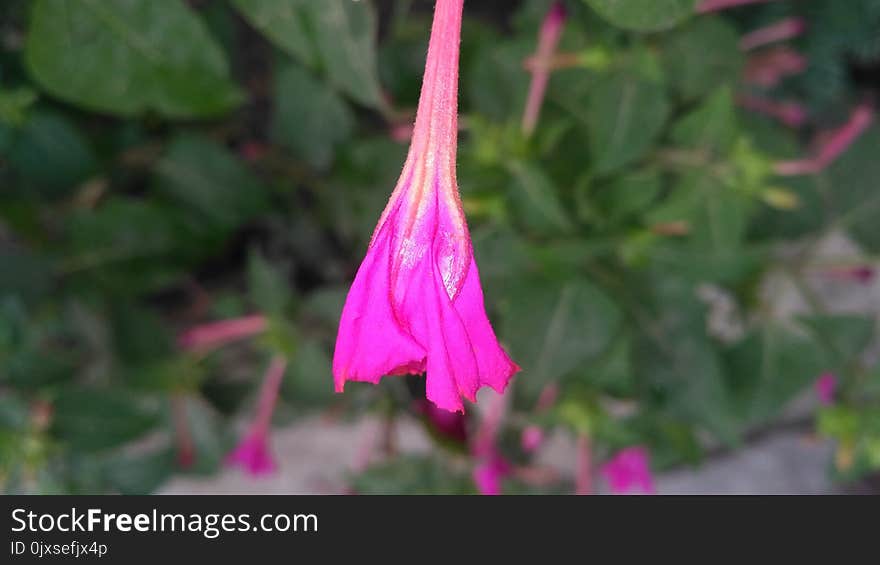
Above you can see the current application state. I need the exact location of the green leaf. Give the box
[235,0,383,109]
[505,161,574,236]
[102,448,175,494]
[502,275,622,397]
[0,86,37,126]
[723,323,828,425]
[247,250,293,318]
[154,135,269,231]
[827,127,880,252]
[800,315,875,370]
[25,0,241,117]
[7,111,96,197]
[583,0,696,31]
[272,64,354,170]
[663,18,744,102]
[671,87,738,156]
[634,276,738,444]
[466,37,533,123]
[283,339,335,407]
[588,73,670,175]
[52,387,160,452]
[595,169,663,223]
[230,0,315,66]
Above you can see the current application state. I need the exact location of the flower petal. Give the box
[333,222,427,391]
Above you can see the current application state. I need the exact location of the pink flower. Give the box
[522,2,567,136]
[521,426,544,453]
[414,398,468,444]
[226,356,287,477]
[470,391,512,494]
[776,102,875,176]
[739,18,807,52]
[601,447,656,495]
[332,0,519,413]
[816,373,838,406]
[226,431,277,476]
[737,95,807,128]
[744,47,808,88]
[473,454,511,496]
[177,315,267,352]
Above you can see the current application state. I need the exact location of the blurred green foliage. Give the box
[1,0,879,493]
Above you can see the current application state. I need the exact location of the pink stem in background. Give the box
[697,0,782,13]
[177,314,267,352]
[522,2,567,136]
[575,434,593,495]
[740,17,807,51]
[744,47,808,87]
[250,356,288,436]
[171,394,195,469]
[737,94,807,128]
[775,102,875,176]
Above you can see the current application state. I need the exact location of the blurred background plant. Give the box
[1,0,879,494]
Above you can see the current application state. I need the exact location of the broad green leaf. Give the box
[800,315,875,370]
[234,0,383,109]
[663,18,744,102]
[52,387,160,452]
[584,0,697,31]
[102,448,175,494]
[634,275,738,444]
[283,339,335,407]
[272,64,354,170]
[595,169,663,223]
[467,38,533,123]
[588,73,669,175]
[505,161,574,236]
[247,250,294,318]
[723,323,828,424]
[231,0,315,66]
[7,111,96,197]
[25,0,241,117]
[0,86,37,126]
[671,87,738,156]
[502,275,621,397]
[154,135,269,231]
[826,127,880,252]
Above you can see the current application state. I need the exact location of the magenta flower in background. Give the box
[333,0,519,413]
[226,356,287,477]
[473,454,512,496]
[601,446,656,495]
[816,373,838,406]
[521,425,545,453]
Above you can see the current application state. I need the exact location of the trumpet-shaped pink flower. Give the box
[226,356,287,477]
[601,446,656,495]
[775,102,875,176]
[333,0,519,413]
